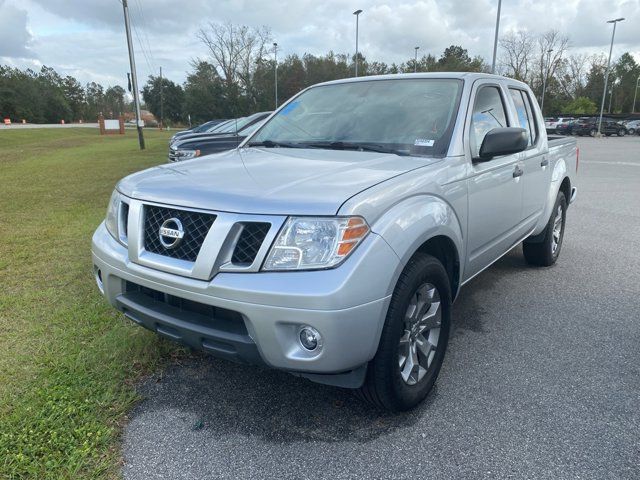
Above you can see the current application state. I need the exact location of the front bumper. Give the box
[92,223,399,385]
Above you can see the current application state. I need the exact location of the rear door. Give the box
[464,82,525,279]
[508,87,549,224]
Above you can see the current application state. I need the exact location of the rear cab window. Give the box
[509,88,539,146]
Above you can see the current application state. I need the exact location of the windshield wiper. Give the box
[298,141,409,156]
[246,140,306,149]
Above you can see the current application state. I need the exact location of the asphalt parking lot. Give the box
[122,136,640,480]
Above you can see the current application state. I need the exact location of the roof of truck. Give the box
[315,72,529,89]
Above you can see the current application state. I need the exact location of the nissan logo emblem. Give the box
[158,217,185,249]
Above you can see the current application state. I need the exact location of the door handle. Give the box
[540,158,549,167]
[513,166,524,178]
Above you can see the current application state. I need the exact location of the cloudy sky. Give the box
[1,0,639,88]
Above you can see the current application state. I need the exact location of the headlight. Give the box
[105,189,120,240]
[173,149,200,161]
[263,216,369,271]
[105,190,128,245]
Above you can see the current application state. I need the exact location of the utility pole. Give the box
[122,0,145,149]
[491,0,502,74]
[598,18,625,135]
[633,75,640,113]
[159,66,164,130]
[273,43,278,109]
[353,9,363,77]
[414,46,420,73]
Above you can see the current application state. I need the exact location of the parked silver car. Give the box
[93,73,577,411]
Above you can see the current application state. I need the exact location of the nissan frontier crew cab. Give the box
[92,73,578,411]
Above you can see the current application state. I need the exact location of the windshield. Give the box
[240,120,266,135]
[249,78,463,157]
[193,121,214,133]
[207,119,233,133]
[216,113,267,134]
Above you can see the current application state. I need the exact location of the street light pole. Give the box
[540,48,553,115]
[598,17,625,135]
[353,9,363,77]
[491,0,502,74]
[122,0,145,149]
[414,46,420,73]
[632,75,640,113]
[273,42,278,109]
[608,86,614,113]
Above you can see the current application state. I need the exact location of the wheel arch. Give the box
[370,195,465,301]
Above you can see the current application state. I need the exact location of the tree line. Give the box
[0,65,128,123]
[1,22,638,125]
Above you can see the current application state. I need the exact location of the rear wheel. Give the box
[618,129,626,137]
[357,253,451,411]
[523,191,567,266]
[589,128,597,137]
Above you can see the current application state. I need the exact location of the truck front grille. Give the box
[143,205,215,262]
[231,222,271,265]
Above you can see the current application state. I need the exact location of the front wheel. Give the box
[523,191,567,266]
[357,253,451,412]
[589,128,597,137]
[618,129,626,137]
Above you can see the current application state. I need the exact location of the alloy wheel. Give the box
[398,283,441,386]
[551,204,563,255]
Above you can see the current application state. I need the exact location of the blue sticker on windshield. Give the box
[280,101,299,115]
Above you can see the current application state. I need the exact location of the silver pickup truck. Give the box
[92,73,577,411]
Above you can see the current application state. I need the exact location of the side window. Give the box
[470,86,508,158]
[509,89,533,147]
[522,90,539,144]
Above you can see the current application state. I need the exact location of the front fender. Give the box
[370,194,465,276]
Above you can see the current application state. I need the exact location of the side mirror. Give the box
[477,127,528,161]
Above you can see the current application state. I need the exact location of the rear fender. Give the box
[531,156,568,237]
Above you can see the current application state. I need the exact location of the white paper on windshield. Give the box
[414,138,435,147]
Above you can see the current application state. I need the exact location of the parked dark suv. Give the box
[573,117,628,137]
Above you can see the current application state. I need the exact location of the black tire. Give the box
[589,128,597,137]
[628,128,635,135]
[618,129,626,137]
[523,191,567,267]
[357,253,451,412]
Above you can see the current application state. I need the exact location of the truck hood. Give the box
[118,147,438,215]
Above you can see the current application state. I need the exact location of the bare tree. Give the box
[535,30,570,95]
[557,53,589,98]
[197,22,272,96]
[499,31,535,81]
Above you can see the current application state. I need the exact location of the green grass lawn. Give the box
[0,128,183,479]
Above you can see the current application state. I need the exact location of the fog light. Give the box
[94,266,104,295]
[299,326,322,351]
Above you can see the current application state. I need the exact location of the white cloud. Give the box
[3,0,639,87]
[0,0,35,58]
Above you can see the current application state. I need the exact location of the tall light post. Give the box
[414,46,420,73]
[608,86,614,113]
[353,9,363,77]
[632,75,640,113]
[491,0,502,74]
[273,42,278,109]
[598,17,625,135]
[540,48,553,115]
